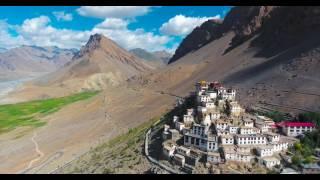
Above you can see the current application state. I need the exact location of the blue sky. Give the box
[0,6,231,53]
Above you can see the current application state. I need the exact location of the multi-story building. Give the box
[228,126,239,134]
[280,122,316,136]
[243,119,254,128]
[262,157,280,169]
[265,132,280,143]
[215,120,229,131]
[256,145,274,157]
[229,101,244,117]
[184,124,219,152]
[222,145,253,163]
[239,127,261,135]
[255,120,269,133]
[235,134,267,145]
[163,141,176,158]
[220,135,234,145]
[270,141,288,152]
[162,81,296,170]
[256,115,276,130]
[177,146,191,156]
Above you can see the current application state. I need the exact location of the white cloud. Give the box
[0,16,173,52]
[77,6,151,19]
[0,20,26,49]
[92,19,171,51]
[16,16,91,49]
[160,14,221,36]
[95,18,128,30]
[53,11,73,21]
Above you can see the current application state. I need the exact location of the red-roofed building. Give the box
[279,121,316,137]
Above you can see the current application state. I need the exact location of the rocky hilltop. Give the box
[169,6,275,64]
[35,34,154,90]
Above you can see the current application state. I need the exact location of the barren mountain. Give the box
[0,46,76,81]
[168,6,275,64]
[30,34,154,91]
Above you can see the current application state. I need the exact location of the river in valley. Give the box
[0,78,33,104]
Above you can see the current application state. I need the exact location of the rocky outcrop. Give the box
[251,6,320,57]
[169,19,223,64]
[73,34,102,60]
[168,6,276,64]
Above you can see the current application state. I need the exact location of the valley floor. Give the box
[0,84,175,174]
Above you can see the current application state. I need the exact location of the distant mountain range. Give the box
[129,48,172,64]
[0,47,7,53]
[0,45,77,81]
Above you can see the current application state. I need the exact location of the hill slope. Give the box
[133,6,320,113]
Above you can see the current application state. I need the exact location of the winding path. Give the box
[26,132,45,170]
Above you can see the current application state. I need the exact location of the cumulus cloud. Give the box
[53,11,73,21]
[77,6,151,19]
[15,16,91,49]
[92,18,171,51]
[0,16,173,52]
[95,18,129,30]
[160,14,221,36]
[0,20,26,49]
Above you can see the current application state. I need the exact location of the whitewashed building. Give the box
[280,122,316,137]
[229,102,243,117]
[207,152,221,164]
[235,134,267,145]
[262,157,280,168]
[243,119,254,128]
[215,120,229,131]
[271,141,288,152]
[162,141,176,158]
[174,154,185,167]
[223,148,253,163]
[265,132,280,143]
[255,120,269,133]
[175,121,185,132]
[239,127,261,135]
[184,124,219,152]
[220,135,234,145]
[228,126,239,134]
[256,145,274,157]
[177,146,191,156]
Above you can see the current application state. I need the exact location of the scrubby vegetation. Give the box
[298,112,320,127]
[61,116,161,174]
[291,130,320,165]
[262,110,287,122]
[0,91,99,133]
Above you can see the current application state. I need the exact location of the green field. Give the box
[0,91,99,134]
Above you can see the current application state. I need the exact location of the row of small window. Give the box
[288,127,313,130]
[238,137,266,140]
[289,129,312,132]
[238,141,266,144]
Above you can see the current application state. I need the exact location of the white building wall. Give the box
[221,137,234,145]
[236,136,267,145]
